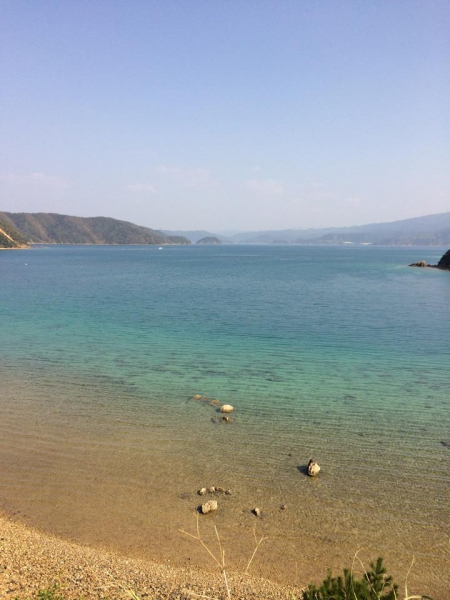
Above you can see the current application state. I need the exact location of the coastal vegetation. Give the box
[0,217,28,248]
[0,212,190,245]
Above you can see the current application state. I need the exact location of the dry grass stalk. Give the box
[244,526,268,575]
[179,515,268,600]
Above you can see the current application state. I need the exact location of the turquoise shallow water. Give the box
[1,244,449,594]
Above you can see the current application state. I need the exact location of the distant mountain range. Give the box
[165,212,450,246]
[2,210,450,249]
[0,212,191,248]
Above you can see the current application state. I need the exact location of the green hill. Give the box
[0,212,191,245]
[0,218,28,248]
[196,236,222,245]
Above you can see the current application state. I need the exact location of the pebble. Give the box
[201,500,218,514]
[1,514,303,599]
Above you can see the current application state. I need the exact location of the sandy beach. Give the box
[0,512,305,599]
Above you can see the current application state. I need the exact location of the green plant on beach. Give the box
[36,585,64,600]
[300,555,433,600]
[13,584,64,600]
[301,557,397,600]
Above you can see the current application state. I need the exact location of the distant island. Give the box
[196,236,222,245]
[409,249,450,271]
[0,212,191,248]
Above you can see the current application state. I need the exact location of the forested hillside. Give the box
[0,212,190,245]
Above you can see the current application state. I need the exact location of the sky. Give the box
[1,0,449,232]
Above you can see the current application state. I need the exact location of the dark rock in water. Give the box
[437,249,450,270]
[409,249,450,271]
[307,459,321,477]
[440,440,450,448]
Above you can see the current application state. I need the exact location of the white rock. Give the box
[307,459,321,477]
[220,404,234,413]
[201,500,218,514]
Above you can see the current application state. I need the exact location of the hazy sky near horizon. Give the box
[1,1,449,232]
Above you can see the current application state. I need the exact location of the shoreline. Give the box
[0,512,303,599]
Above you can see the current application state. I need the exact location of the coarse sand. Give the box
[0,513,304,599]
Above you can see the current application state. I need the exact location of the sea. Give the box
[1,244,449,596]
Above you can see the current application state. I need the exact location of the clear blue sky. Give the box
[1,0,449,231]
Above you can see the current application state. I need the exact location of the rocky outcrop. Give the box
[219,405,234,413]
[436,249,450,270]
[409,249,450,271]
[409,261,428,267]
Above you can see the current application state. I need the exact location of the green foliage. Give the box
[13,584,64,600]
[0,211,191,245]
[301,557,398,600]
[0,217,28,247]
[36,585,64,600]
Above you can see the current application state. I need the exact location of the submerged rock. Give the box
[201,500,218,514]
[220,404,234,413]
[307,459,321,477]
